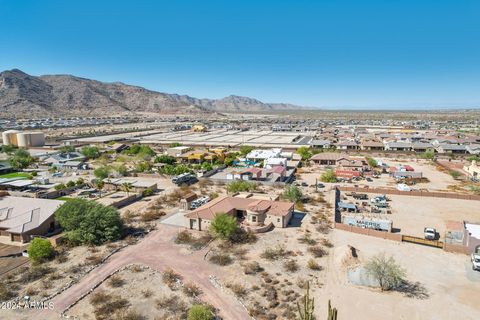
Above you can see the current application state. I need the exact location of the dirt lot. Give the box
[68,264,210,320]
[386,195,480,239]
[319,229,480,320]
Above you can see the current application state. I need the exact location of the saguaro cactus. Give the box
[327,300,338,320]
[297,282,315,320]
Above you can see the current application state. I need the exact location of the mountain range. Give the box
[0,69,305,117]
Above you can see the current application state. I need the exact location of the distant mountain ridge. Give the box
[0,69,306,117]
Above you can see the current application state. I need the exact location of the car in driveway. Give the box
[472,254,480,271]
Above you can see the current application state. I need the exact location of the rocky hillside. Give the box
[0,69,304,117]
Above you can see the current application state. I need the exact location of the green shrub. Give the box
[27,238,55,263]
[188,304,214,320]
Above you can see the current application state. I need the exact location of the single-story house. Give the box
[102,178,157,193]
[185,194,294,231]
[360,141,385,151]
[466,144,480,155]
[445,220,480,254]
[0,194,64,243]
[310,153,349,165]
[335,141,360,150]
[43,152,86,166]
[436,144,468,154]
[310,139,332,149]
[246,148,282,161]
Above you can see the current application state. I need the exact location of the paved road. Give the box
[36,225,249,320]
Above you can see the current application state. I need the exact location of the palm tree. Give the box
[121,182,133,196]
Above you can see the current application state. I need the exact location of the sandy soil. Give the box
[318,229,480,320]
[386,195,480,238]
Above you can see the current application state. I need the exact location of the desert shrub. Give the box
[209,252,232,266]
[140,210,165,222]
[283,259,299,272]
[93,296,130,320]
[155,294,188,315]
[365,253,406,291]
[90,291,112,305]
[86,255,103,266]
[243,261,263,275]
[183,282,202,297]
[25,286,38,296]
[19,265,54,284]
[142,187,154,197]
[297,234,317,246]
[117,310,147,320]
[307,259,322,270]
[108,275,125,288]
[260,245,288,261]
[308,246,327,258]
[188,304,214,320]
[227,283,248,298]
[175,230,194,244]
[321,238,333,248]
[162,268,182,290]
[0,283,17,301]
[226,180,257,193]
[27,238,55,263]
[228,228,257,244]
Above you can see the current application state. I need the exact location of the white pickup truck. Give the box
[424,228,436,240]
[472,254,480,271]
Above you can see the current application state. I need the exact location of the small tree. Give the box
[94,166,110,180]
[81,146,100,159]
[121,182,132,196]
[28,238,55,263]
[320,169,337,183]
[366,157,377,168]
[365,253,406,291]
[8,149,34,169]
[66,180,76,188]
[188,304,214,320]
[209,213,238,240]
[239,145,254,156]
[297,146,312,161]
[281,184,303,202]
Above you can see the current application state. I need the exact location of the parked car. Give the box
[301,182,308,187]
[471,254,480,271]
[317,183,325,188]
[424,227,436,240]
[366,177,373,182]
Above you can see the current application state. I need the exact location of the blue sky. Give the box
[1,0,479,109]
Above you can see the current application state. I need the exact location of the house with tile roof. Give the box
[184,194,294,232]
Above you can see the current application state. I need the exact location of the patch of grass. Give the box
[0,172,32,179]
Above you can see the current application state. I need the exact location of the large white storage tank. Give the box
[2,130,20,146]
[16,132,45,147]
[26,132,45,147]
